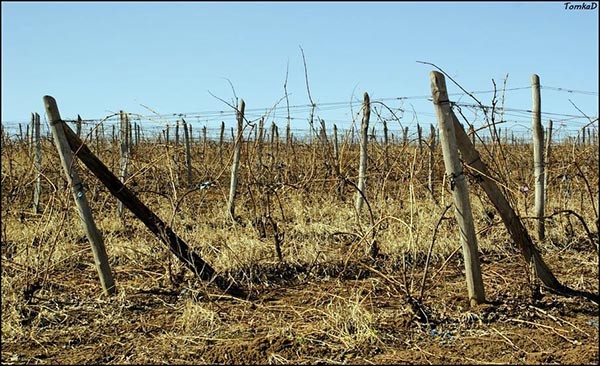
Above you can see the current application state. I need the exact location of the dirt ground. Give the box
[2,247,598,365]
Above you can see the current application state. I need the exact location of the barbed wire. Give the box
[2,84,596,141]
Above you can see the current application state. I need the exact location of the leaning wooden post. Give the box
[44,96,116,295]
[228,99,245,222]
[532,74,545,241]
[33,113,42,214]
[430,71,485,306]
[355,92,370,213]
[182,119,192,188]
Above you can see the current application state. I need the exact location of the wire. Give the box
[541,86,598,96]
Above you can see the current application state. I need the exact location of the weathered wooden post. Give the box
[544,120,553,199]
[333,123,341,176]
[383,120,389,172]
[33,113,42,214]
[44,96,116,295]
[182,119,192,188]
[219,121,225,164]
[174,122,180,162]
[228,99,245,222]
[417,123,423,153]
[285,121,291,153]
[256,117,265,173]
[118,111,131,218]
[532,74,545,241]
[76,114,83,138]
[29,114,35,155]
[202,125,207,163]
[428,123,437,198]
[271,122,278,169]
[356,92,370,213]
[430,71,485,306]
[402,126,409,147]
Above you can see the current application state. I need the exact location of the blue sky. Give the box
[2,1,598,139]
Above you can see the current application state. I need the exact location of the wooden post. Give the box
[430,71,485,306]
[271,122,278,169]
[182,119,192,188]
[428,124,437,198]
[355,92,370,213]
[333,123,341,177]
[544,120,553,200]
[202,125,207,162]
[76,114,83,138]
[383,120,389,172]
[33,113,42,214]
[532,74,545,241]
[257,117,265,173]
[219,121,225,164]
[402,126,408,146]
[43,96,116,296]
[174,122,180,162]
[285,121,291,153]
[417,123,423,153]
[228,99,245,222]
[118,111,131,218]
[29,114,35,155]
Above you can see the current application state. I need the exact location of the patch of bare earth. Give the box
[2,251,598,365]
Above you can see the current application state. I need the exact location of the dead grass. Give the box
[1,133,598,364]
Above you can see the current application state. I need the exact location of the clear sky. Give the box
[2,1,598,140]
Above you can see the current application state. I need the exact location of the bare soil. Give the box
[2,249,598,364]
